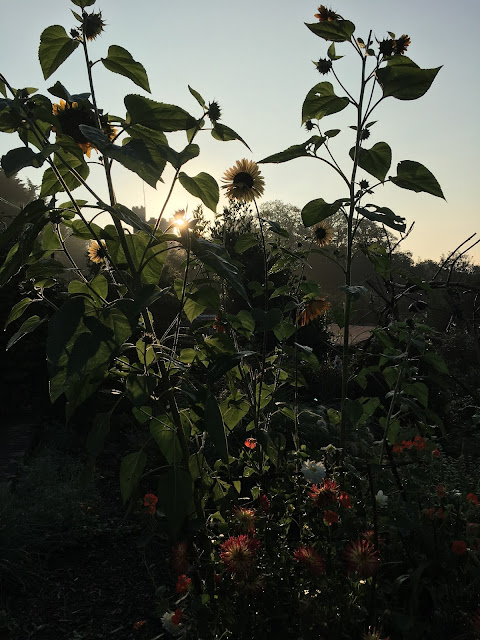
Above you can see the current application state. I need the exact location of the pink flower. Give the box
[220,535,260,574]
[258,494,271,514]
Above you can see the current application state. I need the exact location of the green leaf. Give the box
[204,392,228,463]
[0,198,49,257]
[5,298,35,328]
[1,145,58,177]
[48,81,90,104]
[86,412,112,458]
[301,197,348,227]
[79,125,165,188]
[101,45,150,92]
[302,82,349,124]
[305,20,356,43]
[0,80,6,98]
[349,141,391,182]
[103,202,154,234]
[327,43,343,60]
[6,315,45,350]
[124,94,197,132]
[273,320,296,341]
[208,351,255,382]
[403,382,429,408]
[251,308,283,332]
[211,122,251,150]
[70,0,96,6]
[120,451,147,502]
[376,62,442,101]
[259,138,321,164]
[235,233,258,254]
[157,468,194,535]
[423,351,449,375]
[264,219,290,238]
[325,129,340,137]
[191,237,248,302]
[356,204,406,232]
[390,160,444,199]
[178,171,219,213]
[188,85,205,108]
[108,232,167,285]
[157,143,200,170]
[26,258,66,280]
[39,25,80,80]
[40,151,89,197]
[150,415,183,465]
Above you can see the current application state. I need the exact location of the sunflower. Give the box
[297,298,331,327]
[207,100,222,122]
[222,159,265,202]
[52,100,117,157]
[314,5,340,21]
[395,34,411,55]
[82,11,106,41]
[87,239,106,264]
[312,220,334,247]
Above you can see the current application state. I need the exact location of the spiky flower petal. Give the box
[87,239,106,264]
[314,5,340,21]
[220,534,260,574]
[345,539,380,578]
[312,220,334,247]
[294,545,325,576]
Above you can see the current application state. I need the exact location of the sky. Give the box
[1,0,479,263]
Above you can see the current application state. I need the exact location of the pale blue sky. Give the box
[1,0,479,262]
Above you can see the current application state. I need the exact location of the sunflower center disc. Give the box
[233,172,254,189]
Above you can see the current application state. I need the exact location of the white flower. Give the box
[375,490,388,507]
[301,460,326,484]
[161,611,185,637]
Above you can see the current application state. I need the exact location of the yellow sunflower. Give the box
[222,159,265,203]
[312,221,334,247]
[87,239,106,264]
[296,298,330,327]
[314,5,340,21]
[52,100,116,157]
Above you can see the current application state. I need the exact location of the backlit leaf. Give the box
[39,25,79,80]
[179,171,219,213]
[305,20,355,43]
[390,160,444,199]
[102,45,150,92]
[349,141,391,182]
[302,82,349,123]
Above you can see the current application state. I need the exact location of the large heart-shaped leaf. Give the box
[349,142,392,183]
[179,171,219,213]
[301,197,348,227]
[305,20,356,43]
[390,160,444,199]
[39,26,79,80]
[102,45,150,92]
[302,82,349,123]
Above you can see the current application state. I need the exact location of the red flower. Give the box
[133,620,147,631]
[172,541,189,574]
[143,493,158,514]
[294,545,325,576]
[413,435,426,450]
[220,535,260,574]
[213,315,226,333]
[244,438,257,450]
[467,493,479,506]
[233,507,256,533]
[171,609,183,626]
[344,539,380,578]
[432,448,440,458]
[176,574,192,594]
[309,478,339,506]
[424,506,445,521]
[323,509,339,525]
[436,484,446,498]
[258,494,271,514]
[402,440,414,450]
[392,443,404,454]
[339,491,352,508]
[452,540,467,555]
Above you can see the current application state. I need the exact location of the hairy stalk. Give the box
[340,34,371,450]
[253,199,269,434]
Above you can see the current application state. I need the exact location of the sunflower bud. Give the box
[82,11,106,41]
[360,129,370,140]
[378,38,395,57]
[207,100,222,122]
[316,58,333,75]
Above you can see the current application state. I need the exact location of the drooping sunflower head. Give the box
[87,239,106,264]
[314,5,340,21]
[222,159,265,202]
[82,11,106,41]
[312,220,334,247]
[52,100,116,157]
[296,298,331,327]
[378,38,395,57]
[395,34,411,55]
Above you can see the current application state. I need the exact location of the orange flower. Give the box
[132,620,147,631]
[323,509,339,525]
[294,545,325,576]
[244,437,257,450]
[339,491,352,508]
[143,492,158,514]
[220,535,260,574]
[176,574,192,595]
[344,539,380,578]
[296,298,330,327]
[452,540,467,555]
[309,478,339,506]
[467,493,479,506]
[233,507,256,533]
